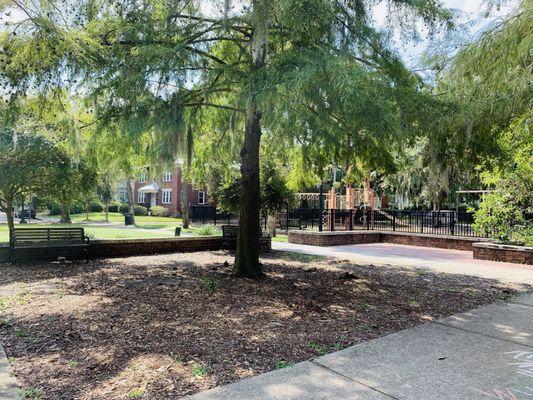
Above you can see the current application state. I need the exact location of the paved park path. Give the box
[0,342,19,399]
[272,241,533,285]
[188,293,533,400]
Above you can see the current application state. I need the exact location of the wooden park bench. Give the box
[9,227,91,263]
[221,225,271,251]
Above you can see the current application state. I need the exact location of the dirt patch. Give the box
[0,250,526,399]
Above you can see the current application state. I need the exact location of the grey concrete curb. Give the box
[0,342,19,399]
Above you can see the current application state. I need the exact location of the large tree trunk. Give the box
[126,178,136,225]
[182,125,193,229]
[105,203,109,222]
[234,107,263,277]
[233,0,269,278]
[182,184,190,228]
[60,202,71,223]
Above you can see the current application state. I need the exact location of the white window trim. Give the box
[138,192,146,203]
[162,189,172,204]
[139,173,147,183]
[163,172,173,182]
[198,191,206,205]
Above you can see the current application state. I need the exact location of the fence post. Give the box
[286,204,290,232]
[420,212,424,233]
[450,212,455,236]
[392,210,396,231]
[329,209,335,231]
[349,209,353,230]
[366,209,370,230]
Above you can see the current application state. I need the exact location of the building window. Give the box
[139,173,147,183]
[138,192,146,203]
[198,191,206,205]
[162,189,172,204]
[163,171,172,182]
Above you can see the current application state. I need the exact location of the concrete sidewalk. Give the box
[272,241,533,284]
[0,343,19,399]
[187,294,533,399]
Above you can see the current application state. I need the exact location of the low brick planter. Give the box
[88,236,225,259]
[381,232,484,251]
[289,231,380,247]
[473,242,533,265]
[0,235,272,263]
[288,230,488,251]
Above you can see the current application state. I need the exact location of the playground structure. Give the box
[294,179,388,231]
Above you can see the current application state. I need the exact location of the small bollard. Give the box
[175,227,182,237]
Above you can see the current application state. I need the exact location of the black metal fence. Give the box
[189,206,267,229]
[191,206,495,238]
[279,208,486,238]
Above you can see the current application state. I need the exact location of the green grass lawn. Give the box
[70,212,182,224]
[272,235,288,243]
[0,211,225,242]
[0,223,175,243]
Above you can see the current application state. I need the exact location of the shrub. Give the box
[119,203,130,214]
[47,201,84,215]
[47,202,61,215]
[89,201,104,212]
[133,205,148,216]
[70,202,84,215]
[197,225,219,236]
[510,223,533,246]
[150,205,169,217]
[108,201,122,213]
[473,191,524,243]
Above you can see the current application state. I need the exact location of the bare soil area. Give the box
[0,250,525,399]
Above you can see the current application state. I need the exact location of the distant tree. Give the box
[46,157,98,223]
[0,129,63,234]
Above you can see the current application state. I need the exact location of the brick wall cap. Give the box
[91,236,221,245]
[289,231,380,237]
[473,242,533,252]
[380,231,488,242]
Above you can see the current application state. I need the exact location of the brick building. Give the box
[134,166,208,216]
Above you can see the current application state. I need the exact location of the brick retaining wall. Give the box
[288,230,487,251]
[0,236,272,263]
[289,231,380,247]
[473,242,532,265]
[88,237,225,258]
[381,232,483,251]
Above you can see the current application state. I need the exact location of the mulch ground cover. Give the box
[0,250,527,399]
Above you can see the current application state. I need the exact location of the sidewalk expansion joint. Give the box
[310,359,400,400]
[434,321,533,349]
[509,301,533,308]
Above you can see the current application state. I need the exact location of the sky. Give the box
[372,0,520,68]
[2,0,520,71]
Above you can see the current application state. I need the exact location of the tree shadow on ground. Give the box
[0,250,529,399]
